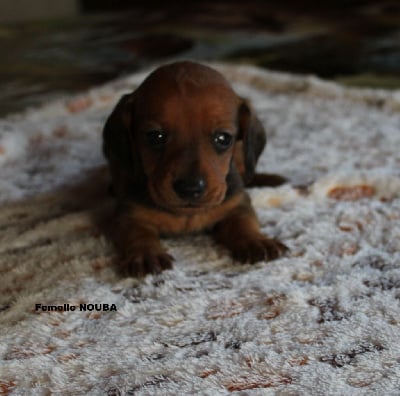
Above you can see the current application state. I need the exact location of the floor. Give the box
[1,1,399,116]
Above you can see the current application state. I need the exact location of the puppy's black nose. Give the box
[173,177,206,200]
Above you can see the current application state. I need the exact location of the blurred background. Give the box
[1,0,399,116]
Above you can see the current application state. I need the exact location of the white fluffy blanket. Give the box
[1,64,400,395]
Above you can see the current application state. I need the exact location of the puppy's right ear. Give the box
[103,93,144,200]
[102,94,135,171]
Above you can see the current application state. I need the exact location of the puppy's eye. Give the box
[145,130,167,148]
[213,131,233,152]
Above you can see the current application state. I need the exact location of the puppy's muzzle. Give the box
[173,176,206,201]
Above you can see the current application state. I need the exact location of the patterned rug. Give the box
[1,63,400,395]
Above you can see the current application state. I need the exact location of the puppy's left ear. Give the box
[237,99,267,183]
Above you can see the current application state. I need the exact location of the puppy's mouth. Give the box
[149,182,226,214]
[153,195,222,214]
[164,200,217,214]
[174,202,211,212]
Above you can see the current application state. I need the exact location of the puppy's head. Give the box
[103,61,266,213]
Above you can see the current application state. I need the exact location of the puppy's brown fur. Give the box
[103,61,287,276]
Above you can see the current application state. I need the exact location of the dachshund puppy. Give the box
[103,61,287,276]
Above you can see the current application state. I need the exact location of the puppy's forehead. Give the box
[141,61,233,92]
[135,62,239,126]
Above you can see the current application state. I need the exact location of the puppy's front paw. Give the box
[122,249,174,277]
[230,236,288,264]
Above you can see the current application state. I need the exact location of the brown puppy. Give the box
[103,61,287,276]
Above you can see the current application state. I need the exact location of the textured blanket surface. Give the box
[0,64,400,395]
